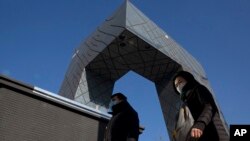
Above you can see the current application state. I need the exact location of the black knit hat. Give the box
[173,71,195,83]
[111,92,127,101]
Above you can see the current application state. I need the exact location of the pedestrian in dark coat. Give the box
[173,71,229,141]
[104,93,140,141]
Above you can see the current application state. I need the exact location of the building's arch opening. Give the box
[113,71,169,141]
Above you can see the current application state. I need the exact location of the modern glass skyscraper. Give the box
[59,0,229,139]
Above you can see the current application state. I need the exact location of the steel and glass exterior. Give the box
[59,1,229,139]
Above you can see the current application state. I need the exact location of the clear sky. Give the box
[1,0,250,140]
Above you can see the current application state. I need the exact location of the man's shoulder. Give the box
[123,107,138,117]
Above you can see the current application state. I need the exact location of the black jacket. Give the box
[184,84,219,141]
[104,101,139,141]
[173,71,229,141]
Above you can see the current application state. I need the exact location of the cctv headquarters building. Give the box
[0,1,229,141]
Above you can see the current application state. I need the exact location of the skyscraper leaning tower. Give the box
[59,1,229,140]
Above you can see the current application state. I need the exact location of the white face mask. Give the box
[176,81,187,94]
[108,100,119,112]
[110,100,119,107]
[108,100,119,113]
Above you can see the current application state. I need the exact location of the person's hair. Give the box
[111,92,127,101]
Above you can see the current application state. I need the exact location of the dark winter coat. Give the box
[104,101,139,141]
[173,71,229,141]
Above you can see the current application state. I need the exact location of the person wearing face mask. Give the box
[173,71,229,141]
[104,92,140,141]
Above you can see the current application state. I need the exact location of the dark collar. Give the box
[112,101,130,115]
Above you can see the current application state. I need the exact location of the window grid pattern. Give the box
[59,1,229,139]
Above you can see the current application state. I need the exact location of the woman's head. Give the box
[173,71,198,95]
[174,76,187,94]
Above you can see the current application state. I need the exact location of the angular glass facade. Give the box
[59,1,229,140]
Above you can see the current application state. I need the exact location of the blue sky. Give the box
[1,0,250,140]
